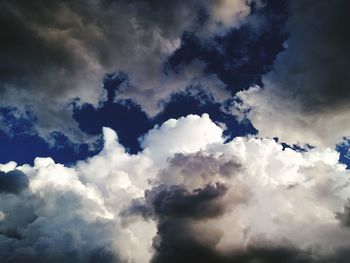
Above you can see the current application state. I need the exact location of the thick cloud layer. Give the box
[234,0,350,147]
[1,114,350,262]
[0,0,252,143]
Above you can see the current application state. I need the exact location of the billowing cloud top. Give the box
[1,114,350,262]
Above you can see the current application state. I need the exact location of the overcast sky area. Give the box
[1,0,350,262]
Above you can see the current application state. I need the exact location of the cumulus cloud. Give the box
[141,113,224,164]
[0,0,253,143]
[233,0,350,147]
[1,114,350,262]
[0,140,156,262]
[137,136,350,262]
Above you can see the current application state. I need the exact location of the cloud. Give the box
[232,0,350,147]
[144,183,229,220]
[0,170,29,194]
[0,152,156,262]
[0,0,253,144]
[142,138,350,262]
[141,113,224,164]
[1,114,349,262]
[336,202,350,228]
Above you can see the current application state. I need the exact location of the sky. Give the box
[0,0,350,262]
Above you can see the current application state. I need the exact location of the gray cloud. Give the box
[267,0,350,112]
[157,152,242,187]
[0,173,124,263]
[234,0,350,147]
[152,237,315,263]
[142,183,228,219]
[124,153,246,263]
[0,0,252,144]
[336,202,350,228]
[0,170,29,194]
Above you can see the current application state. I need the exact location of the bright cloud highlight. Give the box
[1,114,350,262]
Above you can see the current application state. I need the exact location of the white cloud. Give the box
[1,114,350,262]
[234,86,350,147]
[141,113,224,164]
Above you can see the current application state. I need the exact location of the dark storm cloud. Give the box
[150,183,227,219]
[149,193,350,263]
[146,182,317,263]
[87,247,120,263]
[145,183,228,219]
[0,0,201,95]
[145,186,313,262]
[141,182,317,263]
[152,236,315,263]
[122,152,249,263]
[265,0,350,112]
[235,0,350,146]
[0,170,29,193]
[143,183,230,262]
[0,0,252,144]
